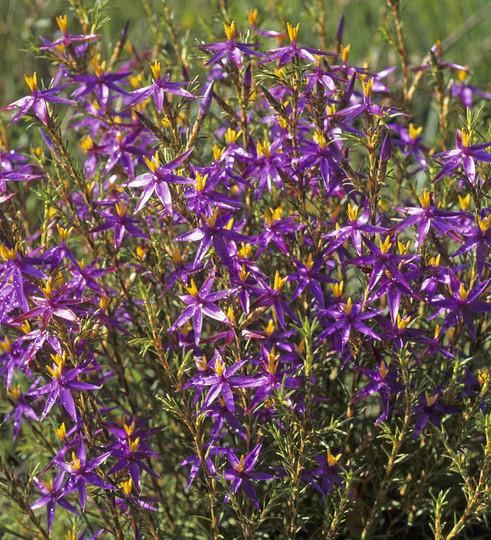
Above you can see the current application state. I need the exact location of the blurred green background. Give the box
[1,0,491,107]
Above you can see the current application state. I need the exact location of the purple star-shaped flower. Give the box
[433,129,491,186]
[58,441,114,512]
[0,73,74,125]
[127,148,194,213]
[224,444,272,509]
[168,269,232,344]
[31,353,101,421]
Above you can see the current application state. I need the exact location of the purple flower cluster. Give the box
[1,11,490,537]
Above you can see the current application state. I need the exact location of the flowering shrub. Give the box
[1,2,491,539]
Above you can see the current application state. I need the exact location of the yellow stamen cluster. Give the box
[124,421,135,436]
[8,384,21,400]
[46,352,66,380]
[408,123,423,140]
[304,253,314,271]
[397,314,410,331]
[225,128,242,144]
[195,172,208,192]
[238,244,252,260]
[71,452,81,471]
[53,422,67,441]
[214,354,225,376]
[435,40,443,57]
[0,336,12,353]
[267,347,280,375]
[361,78,373,98]
[58,224,74,243]
[41,278,54,299]
[56,14,68,33]
[239,264,250,282]
[24,73,38,92]
[129,437,140,453]
[224,21,236,41]
[234,455,245,472]
[204,207,219,227]
[478,368,489,386]
[347,203,359,222]
[433,324,441,340]
[197,355,207,371]
[121,477,133,495]
[341,44,351,63]
[129,73,143,89]
[459,283,468,301]
[136,245,147,260]
[257,140,272,158]
[144,152,159,173]
[287,22,299,43]
[477,215,491,232]
[458,68,468,82]
[379,360,388,379]
[425,391,438,407]
[42,478,54,492]
[0,243,18,261]
[247,9,258,26]
[172,248,182,265]
[417,188,431,210]
[273,271,287,291]
[150,61,161,80]
[458,193,471,211]
[184,279,199,298]
[91,56,105,77]
[80,135,94,152]
[263,319,275,335]
[264,207,283,226]
[213,145,225,161]
[398,241,410,255]
[327,449,341,467]
[379,236,392,255]
[343,297,352,315]
[429,254,441,267]
[461,128,473,148]
[115,201,126,218]
[313,131,327,149]
[330,281,343,298]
